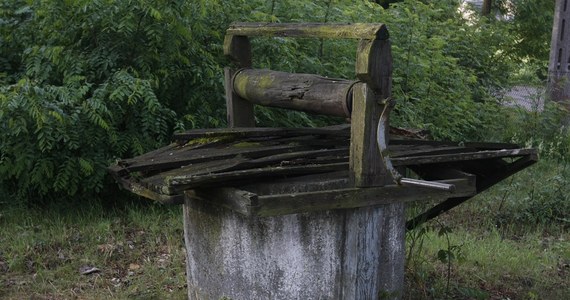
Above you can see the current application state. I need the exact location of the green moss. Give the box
[231,141,261,148]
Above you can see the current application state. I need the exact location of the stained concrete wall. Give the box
[183,195,405,300]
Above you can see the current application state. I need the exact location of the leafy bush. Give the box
[0,0,221,202]
[0,0,521,202]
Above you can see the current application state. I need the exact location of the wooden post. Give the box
[548,0,570,109]
[224,35,255,127]
[348,36,405,298]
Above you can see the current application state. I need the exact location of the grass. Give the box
[405,220,569,299]
[405,158,570,299]
[0,198,187,299]
[0,160,568,299]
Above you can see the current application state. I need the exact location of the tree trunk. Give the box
[482,0,492,16]
[548,0,570,110]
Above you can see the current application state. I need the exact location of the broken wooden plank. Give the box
[115,176,183,205]
[406,153,538,230]
[148,162,349,195]
[391,148,536,166]
[114,144,314,176]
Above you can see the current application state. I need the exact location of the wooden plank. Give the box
[391,148,536,166]
[463,141,520,150]
[117,143,179,166]
[254,178,475,217]
[115,176,183,205]
[390,146,476,158]
[152,162,349,194]
[173,125,351,142]
[226,22,389,40]
[243,171,351,195]
[389,138,459,147]
[232,69,354,117]
[187,188,258,215]
[114,144,312,176]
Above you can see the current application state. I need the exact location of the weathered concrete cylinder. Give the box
[183,193,405,300]
[233,68,355,117]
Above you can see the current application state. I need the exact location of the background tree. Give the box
[482,0,492,16]
[0,0,518,204]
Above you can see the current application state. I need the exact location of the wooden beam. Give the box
[223,35,252,67]
[349,83,386,186]
[391,148,537,166]
[232,68,354,117]
[255,178,475,217]
[224,35,254,127]
[356,39,393,92]
[186,178,474,217]
[350,37,393,187]
[226,22,389,40]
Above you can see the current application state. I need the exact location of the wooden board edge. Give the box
[255,178,476,217]
[186,188,259,216]
[116,177,183,205]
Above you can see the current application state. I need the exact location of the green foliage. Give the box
[378,1,513,140]
[0,71,174,200]
[0,0,529,202]
[248,0,514,141]
[499,0,555,63]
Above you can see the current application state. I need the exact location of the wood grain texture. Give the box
[226,22,389,40]
[233,68,354,117]
[349,83,387,187]
[225,68,255,127]
[224,35,254,127]
[223,35,252,67]
[254,178,475,217]
[350,38,393,188]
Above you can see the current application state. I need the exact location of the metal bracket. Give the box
[376,99,455,192]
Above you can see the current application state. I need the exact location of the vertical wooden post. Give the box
[351,38,393,187]
[548,0,570,109]
[346,36,405,298]
[224,35,255,127]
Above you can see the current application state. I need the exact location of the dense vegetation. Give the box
[0,0,532,203]
[1,0,568,298]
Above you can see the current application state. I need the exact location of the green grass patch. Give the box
[406,158,570,299]
[0,200,186,299]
